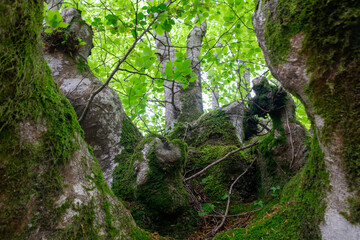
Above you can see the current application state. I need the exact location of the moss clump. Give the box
[136,138,189,215]
[214,136,329,240]
[178,85,203,124]
[249,78,288,119]
[187,110,241,147]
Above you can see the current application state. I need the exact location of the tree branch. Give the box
[183,141,259,182]
[212,159,256,234]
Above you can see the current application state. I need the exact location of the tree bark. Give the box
[211,85,219,110]
[155,21,207,130]
[253,0,360,239]
[0,2,146,239]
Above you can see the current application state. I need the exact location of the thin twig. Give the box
[207,208,260,218]
[212,159,256,234]
[183,141,259,182]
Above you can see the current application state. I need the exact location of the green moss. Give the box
[113,135,196,238]
[136,138,189,216]
[118,117,142,160]
[52,199,100,240]
[103,200,120,237]
[188,145,255,202]
[0,2,86,238]
[243,110,260,141]
[112,117,142,201]
[261,0,307,67]
[214,135,329,239]
[188,110,240,147]
[178,86,203,124]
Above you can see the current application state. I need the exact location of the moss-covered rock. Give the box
[169,108,241,147]
[168,106,257,222]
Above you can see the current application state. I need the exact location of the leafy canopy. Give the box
[57,0,308,133]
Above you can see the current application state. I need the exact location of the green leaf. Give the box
[44,28,53,33]
[189,76,197,82]
[158,3,167,10]
[58,22,69,28]
[137,12,145,21]
[155,24,165,35]
[221,194,229,200]
[143,46,153,57]
[165,60,173,77]
[201,203,215,214]
[182,83,188,89]
[105,14,118,25]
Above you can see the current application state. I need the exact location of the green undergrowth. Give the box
[214,136,329,240]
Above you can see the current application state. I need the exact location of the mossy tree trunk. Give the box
[43,7,140,187]
[0,1,150,239]
[253,0,360,239]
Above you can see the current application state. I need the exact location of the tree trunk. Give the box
[211,85,219,110]
[155,21,207,131]
[43,8,139,187]
[0,1,148,239]
[253,0,360,239]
